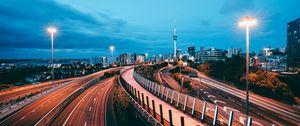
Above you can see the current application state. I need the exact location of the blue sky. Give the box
[0,0,299,58]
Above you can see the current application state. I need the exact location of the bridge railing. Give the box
[133,68,256,126]
[118,68,163,126]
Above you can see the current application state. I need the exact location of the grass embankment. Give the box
[137,62,168,82]
[112,83,146,126]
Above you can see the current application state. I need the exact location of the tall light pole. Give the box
[238,16,257,121]
[264,48,270,85]
[47,27,57,85]
[109,46,115,57]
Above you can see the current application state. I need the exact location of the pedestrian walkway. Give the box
[121,68,205,126]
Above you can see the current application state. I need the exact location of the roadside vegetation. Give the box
[136,62,168,82]
[169,67,194,91]
[112,83,146,126]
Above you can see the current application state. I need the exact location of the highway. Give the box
[0,68,115,126]
[191,71,300,126]
[51,77,115,126]
[160,67,181,91]
[159,66,300,125]
[0,78,75,104]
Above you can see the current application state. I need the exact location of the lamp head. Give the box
[47,27,57,33]
[109,46,114,51]
[239,16,257,27]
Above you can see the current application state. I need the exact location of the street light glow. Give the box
[110,46,115,51]
[238,16,257,27]
[47,27,57,33]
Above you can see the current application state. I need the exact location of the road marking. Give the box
[214,100,226,104]
[208,95,216,98]
[89,107,92,112]
[105,82,114,126]
[21,116,25,120]
[84,121,87,126]
[94,98,96,102]
[223,106,240,112]
[62,87,98,126]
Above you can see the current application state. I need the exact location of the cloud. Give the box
[220,0,254,14]
[0,0,142,52]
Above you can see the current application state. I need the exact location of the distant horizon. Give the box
[0,45,287,60]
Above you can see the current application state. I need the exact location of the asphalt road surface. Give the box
[51,77,115,126]
[0,78,75,104]
[0,69,114,126]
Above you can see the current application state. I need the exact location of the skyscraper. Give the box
[173,28,177,60]
[188,46,196,57]
[287,18,300,70]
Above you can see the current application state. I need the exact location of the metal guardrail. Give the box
[35,75,105,126]
[118,75,163,126]
[0,80,77,121]
[133,69,257,126]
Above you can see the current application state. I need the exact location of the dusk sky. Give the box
[0,0,299,59]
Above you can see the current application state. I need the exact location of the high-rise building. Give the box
[90,57,100,65]
[136,54,145,63]
[200,47,225,62]
[99,56,107,65]
[227,48,242,58]
[173,28,177,60]
[195,51,201,63]
[176,48,181,58]
[287,18,300,70]
[188,46,196,57]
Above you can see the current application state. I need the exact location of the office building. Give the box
[188,46,196,57]
[287,18,300,70]
[90,57,100,65]
[227,48,242,58]
[200,47,225,62]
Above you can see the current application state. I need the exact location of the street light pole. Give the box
[51,32,54,84]
[245,23,250,119]
[48,27,57,85]
[239,16,257,121]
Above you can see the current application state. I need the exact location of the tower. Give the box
[173,28,177,60]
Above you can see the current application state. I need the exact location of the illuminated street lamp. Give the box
[109,46,115,57]
[145,53,148,62]
[47,27,57,85]
[159,54,162,62]
[238,16,257,120]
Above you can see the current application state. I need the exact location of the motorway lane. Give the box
[160,67,181,91]
[0,69,114,126]
[159,67,272,126]
[190,68,300,125]
[0,78,75,103]
[51,78,114,126]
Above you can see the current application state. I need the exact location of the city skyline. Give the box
[0,0,300,59]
